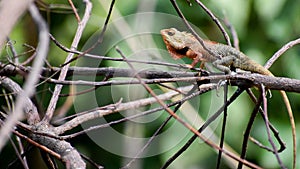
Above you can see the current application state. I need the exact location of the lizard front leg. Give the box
[190,55,201,67]
[186,49,203,68]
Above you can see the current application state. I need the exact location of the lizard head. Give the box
[160,28,196,49]
[161,28,198,59]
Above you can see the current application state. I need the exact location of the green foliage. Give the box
[2,0,299,168]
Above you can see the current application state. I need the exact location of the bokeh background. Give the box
[1,0,300,168]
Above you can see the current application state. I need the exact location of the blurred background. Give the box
[1,0,300,168]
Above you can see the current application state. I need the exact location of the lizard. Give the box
[161,28,272,75]
[160,28,296,167]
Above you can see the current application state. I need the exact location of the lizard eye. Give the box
[167,31,175,36]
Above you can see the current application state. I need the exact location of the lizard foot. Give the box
[229,71,237,75]
[179,64,194,69]
[215,80,228,97]
[267,89,272,98]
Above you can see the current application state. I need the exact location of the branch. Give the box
[0,77,40,125]
[236,73,300,93]
[32,123,85,168]
[43,0,92,122]
[0,3,49,151]
[53,85,196,134]
[44,73,300,93]
[193,0,231,46]
[265,37,300,69]
[2,61,298,93]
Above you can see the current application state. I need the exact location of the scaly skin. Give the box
[161,28,272,75]
[161,28,296,168]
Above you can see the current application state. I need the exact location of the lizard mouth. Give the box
[165,42,189,59]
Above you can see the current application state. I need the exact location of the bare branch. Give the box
[162,87,245,169]
[0,77,40,124]
[54,85,195,134]
[193,0,231,46]
[60,0,115,67]
[44,0,92,122]
[32,122,86,169]
[223,15,240,49]
[68,0,81,22]
[45,73,300,93]
[265,37,300,69]
[0,3,49,151]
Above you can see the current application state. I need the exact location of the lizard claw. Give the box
[218,80,228,86]
[267,89,272,98]
[229,71,237,75]
[215,80,228,97]
[179,64,194,69]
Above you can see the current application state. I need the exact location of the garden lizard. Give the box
[161,28,273,75]
[160,27,293,129]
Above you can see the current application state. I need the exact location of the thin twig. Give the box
[20,45,37,66]
[216,85,228,169]
[222,14,239,49]
[246,89,286,153]
[263,37,298,168]
[60,0,115,67]
[80,153,104,169]
[265,37,300,69]
[43,0,92,122]
[6,38,19,64]
[237,89,262,169]
[13,130,61,159]
[193,0,231,46]
[9,136,29,169]
[68,0,81,22]
[260,84,286,169]
[121,84,200,169]
[161,88,245,169]
[121,108,179,169]
[249,137,278,153]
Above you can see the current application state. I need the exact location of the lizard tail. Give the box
[252,60,296,168]
[263,65,296,168]
[246,59,273,76]
[279,90,296,169]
